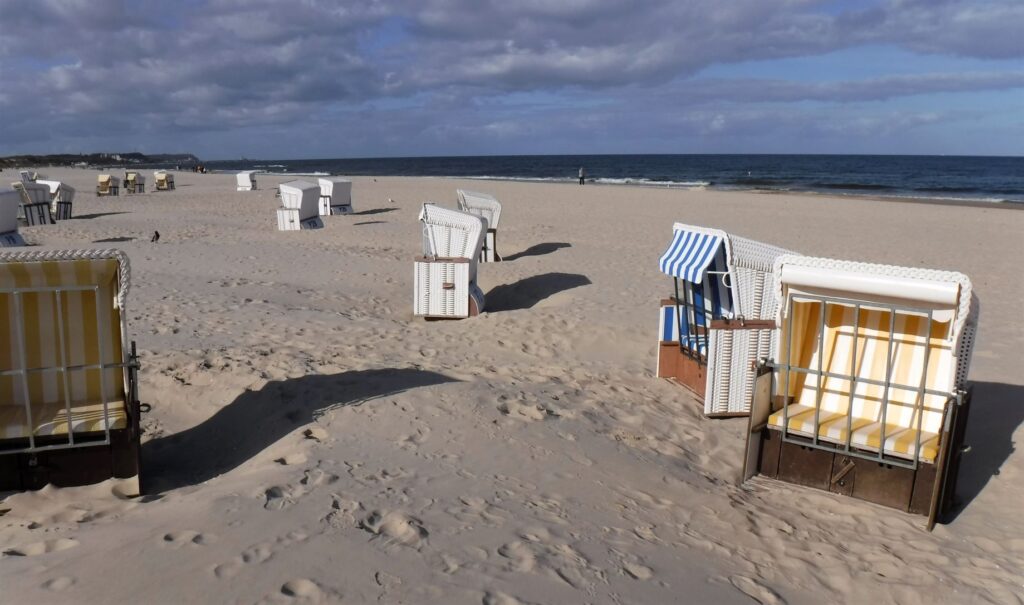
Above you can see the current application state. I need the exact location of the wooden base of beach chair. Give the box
[656,341,707,399]
[0,427,141,495]
[742,372,972,530]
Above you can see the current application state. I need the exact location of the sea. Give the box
[202,154,1024,205]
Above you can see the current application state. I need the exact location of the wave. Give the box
[592,177,710,188]
[811,182,896,191]
[729,178,790,188]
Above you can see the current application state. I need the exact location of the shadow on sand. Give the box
[73,212,129,220]
[486,272,591,312]
[93,236,135,243]
[947,380,1024,521]
[142,368,458,492]
[353,208,397,216]
[503,242,571,261]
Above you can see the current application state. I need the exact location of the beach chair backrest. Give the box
[236,171,256,188]
[279,180,319,216]
[419,203,485,262]
[98,175,111,193]
[774,256,971,436]
[456,190,501,230]
[318,177,351,202]
[13,182,51,205]
[0,250,130,412]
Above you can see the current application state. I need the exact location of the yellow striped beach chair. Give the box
[0,249,141,494]
[96,174,120,197]
[742,255,976,530]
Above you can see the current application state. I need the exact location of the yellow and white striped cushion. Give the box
[770,300,954,463]
[0,401,127,438]
[0,258,125,411]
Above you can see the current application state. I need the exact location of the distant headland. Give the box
[0,152,200,169]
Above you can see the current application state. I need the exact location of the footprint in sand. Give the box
[3,538,79,557]
[498,400,551,422]
[729,575,787,605]
[42,576,77,591]
[360,510,428,549]
[160,530,214,548]
[483,591,523,605]
[622,562,653,580]
[281,578,323,601]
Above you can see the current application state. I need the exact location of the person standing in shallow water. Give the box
[578,166,585,185]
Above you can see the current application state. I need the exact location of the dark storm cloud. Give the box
[0,0,1021,154]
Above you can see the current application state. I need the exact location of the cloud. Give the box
[0,0,1021,155]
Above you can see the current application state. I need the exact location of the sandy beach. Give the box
[1,168,1023,604]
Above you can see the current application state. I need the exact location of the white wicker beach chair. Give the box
[0,190,26,247]
[12,182,55,226]
[457,190,502,262]
[318,177,353,215]
[36,180,75,220]
[0,248,142,494]
[742,255,977,529]
[276,180,323,231]
[414,203,485,318]
[236,171,257,191]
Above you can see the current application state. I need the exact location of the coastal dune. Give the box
[1,168,1022,604]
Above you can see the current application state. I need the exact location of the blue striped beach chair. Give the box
[656,224,735,398]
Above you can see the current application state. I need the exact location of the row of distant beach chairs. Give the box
[655,223,977,529]
[96,171,176,196]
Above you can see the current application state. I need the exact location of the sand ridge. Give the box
[0,168,1022,604]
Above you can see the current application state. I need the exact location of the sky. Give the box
[0,0,1022,159]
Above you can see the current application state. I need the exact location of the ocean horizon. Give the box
[201,153,1024,205]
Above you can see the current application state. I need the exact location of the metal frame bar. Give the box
[774,292,955,470]
[0,280,129,456]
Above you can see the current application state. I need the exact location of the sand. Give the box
[1,168,1022,604]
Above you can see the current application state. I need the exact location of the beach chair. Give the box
[0,190,26,247]
[0,249,142,494]
[741,256,976,530]
[276,180,323,231]
[414,204,485,319]
[124,171,146,194]
[153,171,173,191]
[36,180,75,220]
[656,223,794,413]
[236,171,257,191]
[457,190,502,262]
[318,177,353,215]
[19,171,34,183]
[13,182,55,226]
[96,175,120,197]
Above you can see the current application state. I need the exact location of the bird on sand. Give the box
[151,231,160,243]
